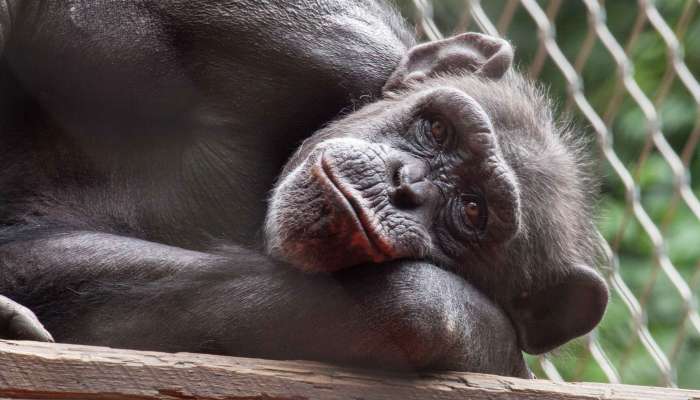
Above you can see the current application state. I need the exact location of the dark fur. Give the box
[0,0,535,377]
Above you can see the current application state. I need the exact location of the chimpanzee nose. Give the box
[389,162,428,209]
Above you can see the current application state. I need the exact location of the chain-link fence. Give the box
[394,0,700,389]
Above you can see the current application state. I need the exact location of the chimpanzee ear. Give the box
[507,265,608,355]
[383,32,513,93]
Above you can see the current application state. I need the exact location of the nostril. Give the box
[391,165,402,188]
[391,163,426,187]
[388,161,429,209]
[392,179,433,210]
[390,184,420,209]
[390,164,403,188]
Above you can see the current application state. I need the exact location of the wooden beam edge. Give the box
[0,340,698,399]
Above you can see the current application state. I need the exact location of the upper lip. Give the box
[318,154,391,261]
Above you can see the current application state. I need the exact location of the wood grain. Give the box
[0,340,698,399]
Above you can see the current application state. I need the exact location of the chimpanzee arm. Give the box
[0,230,529,377]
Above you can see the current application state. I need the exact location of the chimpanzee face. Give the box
[266,33,608,356]
[266,85,520,272]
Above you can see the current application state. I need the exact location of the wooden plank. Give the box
[0,340,699,400]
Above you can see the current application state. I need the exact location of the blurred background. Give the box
[393,0,700,389]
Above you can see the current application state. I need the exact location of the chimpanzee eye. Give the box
[462,194,487,230]
[430,118,448,144]
[411,117,452,155]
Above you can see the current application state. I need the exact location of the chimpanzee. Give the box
[0,0,606,378]
[266,32,608,355]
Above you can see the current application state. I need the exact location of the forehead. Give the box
[322,72,562,161]
[417,73,555,140]
[449,75,567,165]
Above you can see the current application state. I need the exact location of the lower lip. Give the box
[315,155,390,262]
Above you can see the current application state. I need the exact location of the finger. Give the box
[9,311,55,342]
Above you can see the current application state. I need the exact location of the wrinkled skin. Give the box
[267,34,608,355]
[0,0,535,377]
[267,88,520,271]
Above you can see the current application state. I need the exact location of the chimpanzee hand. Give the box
[0,295,54,342]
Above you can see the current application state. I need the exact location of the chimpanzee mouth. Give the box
[315,154,394,262]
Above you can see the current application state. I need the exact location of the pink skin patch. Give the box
[311,152,394,263]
